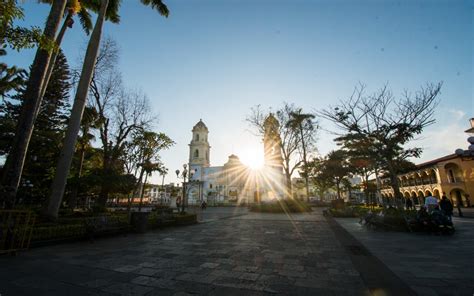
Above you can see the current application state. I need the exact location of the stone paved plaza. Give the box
[0,208,473,296]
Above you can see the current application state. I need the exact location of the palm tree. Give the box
[138,161,162,211]
[0,49,27,98]
[68,106,100,208]
[37,0,92,109]
[159,166,168,202]
[287,109,316,202]
[47,0,169,218]
[1,0,68,208]
[38,0,121,103]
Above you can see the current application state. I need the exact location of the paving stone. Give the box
[200,262,220,268]
[101,282,155,296]
[134,267,160,276]
[4,207,464,295]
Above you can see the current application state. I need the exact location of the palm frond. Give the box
[106,0,121,23]
[77,7,93,35]
[140,0,169,17]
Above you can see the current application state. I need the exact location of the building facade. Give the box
[186,116,286,205]
[380,154,473,207]
[379,118,474,208]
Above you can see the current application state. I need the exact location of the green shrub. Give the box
[250,199,312,213]
[148,211,176,228]
[328,204,383,218]
[329,208,355,217]
[31,224,86,241]
[31,214,130,242]
[174,213,197,225]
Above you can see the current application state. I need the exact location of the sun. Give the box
[239,148,265,170]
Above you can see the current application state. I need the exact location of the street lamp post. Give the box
[175,164,188,214]
[176,164,198,213]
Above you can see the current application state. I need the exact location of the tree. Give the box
[1,0,44,50]
[247,103,317,195]
[319,83,441,207]
[1,0,68,208]
[159,166,168,198]
[0,50,27,99]
[0,50,71,205]
[306,157,334,202]
[339,133,379,204]
[287,109,318,201]
[47,0,169,219]
[341,177,353,200]
[125,131,174,195]
[322,150,352,200]
[67,106,100,208]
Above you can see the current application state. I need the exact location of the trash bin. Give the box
[130,212,149,233]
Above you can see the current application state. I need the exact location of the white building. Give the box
[186,116,286,205]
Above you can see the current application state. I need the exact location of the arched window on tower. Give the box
[194,149,199,158]
[195,134,199,141]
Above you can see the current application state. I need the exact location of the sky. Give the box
[6,0,473,185]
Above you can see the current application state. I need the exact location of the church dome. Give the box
[192,119,208,132]
[224,154,242,167]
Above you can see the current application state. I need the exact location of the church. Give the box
[186,115,286,205]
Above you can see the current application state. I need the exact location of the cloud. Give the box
[448,109,466,121]
[410,122,468,163]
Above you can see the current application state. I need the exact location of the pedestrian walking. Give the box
[439,193,453,221]
[405,198,413,210]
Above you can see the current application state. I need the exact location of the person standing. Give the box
[176,197,181,211]
[405,198,413,210]
[456,196,464,218]
[439,193,454,221]
[424,193,438,213]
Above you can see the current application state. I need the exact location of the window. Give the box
[448,169,456,183]
[210,184,213,189]
[194,149,199,158]
[196,134,199,141]
[206,151,209,160]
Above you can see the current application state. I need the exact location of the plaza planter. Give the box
[174,213,197,225]
[130,212,150,233]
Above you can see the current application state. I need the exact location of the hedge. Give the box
[250,199,312,213]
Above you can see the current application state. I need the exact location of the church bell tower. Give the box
[263,113,284,172]
[189,119,210,180]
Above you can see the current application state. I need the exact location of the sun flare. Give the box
[239,148,265,170]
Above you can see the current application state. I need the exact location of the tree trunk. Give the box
[299,126,310,202]
[387,165,403,209]
[68,141,86,208]
[336,180,341,200]
[285,174,292,199]
[138,173,148,212]
[374,167,382,206]
[39,12,73,104]
[161,174,165,203]
[1,0,67,209]
[47,0,110,219]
